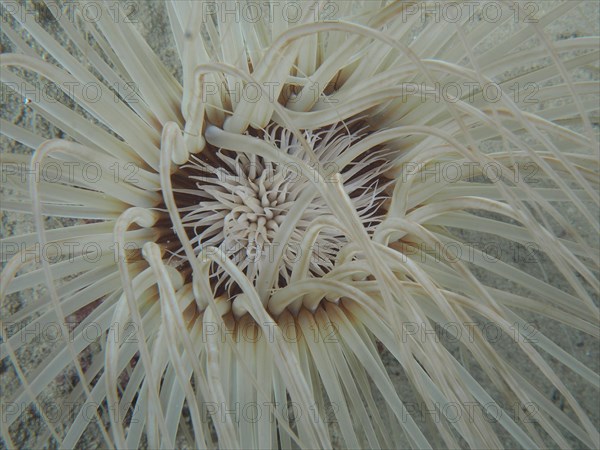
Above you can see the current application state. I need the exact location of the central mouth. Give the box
[161,119,391,304]
[219,156,291,249]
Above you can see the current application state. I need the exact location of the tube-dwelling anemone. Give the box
[0,1,598,449]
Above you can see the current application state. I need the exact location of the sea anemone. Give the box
[1,1,598,449]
